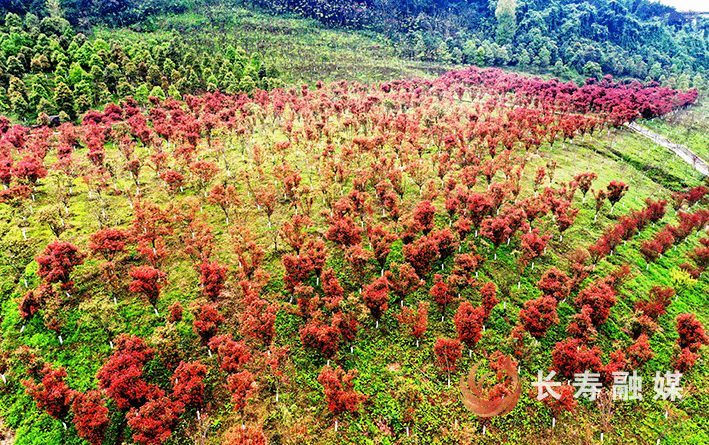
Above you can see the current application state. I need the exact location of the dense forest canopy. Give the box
[246,0,708,83]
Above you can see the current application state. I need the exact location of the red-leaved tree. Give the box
[299,315,341,358]
[172,361,207,409]
[22,363,73,421]
[97,334,163,410]
[434,337,462,374]
[541,384,578,416]
[89,228,130,261]
[208,335,251,373]
[606,181,629,213]
[128,266,167,309]
[635,286,674,320]
[396,301,429,347]
[575,280,617,325]
[199,260,228,301]
[403,235,439,277]
[480,281,498,318]
[537,267,572,302]
[317,365,366,416]
[430,274,453,315]
[362,276,389,321]
[35,240,85,291]
[519,296,559,338]
[676,313,709,352]
[413,200,436,234]
[325,216,361,247]
[551,338,603,379]
[127,396,184,445]
[228,370,258,412]
[72,390,110,445]
[454,302,485,348]
[191,302,225,345]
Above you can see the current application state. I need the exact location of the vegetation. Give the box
[0,10,281,123]
[250,0,709,86]
[1,0,709,444]
[0,63,706,443]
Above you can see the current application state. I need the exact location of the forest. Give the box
[0,0,708,444]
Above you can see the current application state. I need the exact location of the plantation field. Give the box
[0,66,707,445]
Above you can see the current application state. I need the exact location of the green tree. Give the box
[495,0,517,44]
[117,81,133,98]
[169,69,181,84]
[74,79,93,103]
[475,46,486,66]
[10,93,30,118]
[239,76,257,94]
[518,48,531,69]
[74,93,91,113]
[222,71,237,93]
[53,81,73,117]
[54,60,68,79]
[168,84,181,99]
[163,58,175,75]
[30,54,50,73]
[8,74,26,95]
[149,86,166,101]
[649,62,662,80]
[147,65,162,86]
[89,53,104,69]
[676,72,690,90]
[552,60,566,78]
[692,73,705,90]
[583,61,602,79]
[104,63,121,93]
[37,97,54,115]
[437,41,452,64]
[90,65,104,85]
[6,56,25,77]
[46,0,64,19]
[539,46,552,69]
[134,83,149,105]
[68,62,87,86]
[5,13,22,29]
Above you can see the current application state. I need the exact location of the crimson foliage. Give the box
[127,396,184,445]
[551,338,603,379]
[434,337,462,373]
[72,390,110,445]
[454,302,485,347]
[317,365,365,416]
[128,266,167,308]
[35,240,85,290]
[97,334,162,410]
[676,313,709,352]
[172,361,207,409]
[22,363,73,420]
[199,260,228,300]
[519,296,559,338]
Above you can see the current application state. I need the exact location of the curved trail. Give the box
[626,122,709,177]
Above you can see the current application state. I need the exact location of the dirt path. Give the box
[626,122,709,177]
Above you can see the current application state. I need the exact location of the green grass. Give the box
[640,100,709,164]
[138,6,460,86]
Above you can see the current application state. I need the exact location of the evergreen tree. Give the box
[495,0,517,44]
[53,81,73,117]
